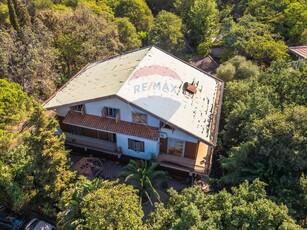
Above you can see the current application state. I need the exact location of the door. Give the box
[160,138,168,154]
[167,138,185,157]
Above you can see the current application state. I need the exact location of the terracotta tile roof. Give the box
[63,112,160,140]
[289,46,307,59]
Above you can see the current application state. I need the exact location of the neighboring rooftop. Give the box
[44,46,224,146]
[289,46,307,59]
[190,56,219,75]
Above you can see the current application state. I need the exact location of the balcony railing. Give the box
[64,132,120,157]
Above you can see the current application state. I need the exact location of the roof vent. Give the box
[184,82,197,94]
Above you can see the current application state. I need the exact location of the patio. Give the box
[69,153,191,217]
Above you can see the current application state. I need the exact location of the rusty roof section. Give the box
[63,111,160,140]
[289,46,307,59]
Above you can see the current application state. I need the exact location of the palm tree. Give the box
[118,160,168,205]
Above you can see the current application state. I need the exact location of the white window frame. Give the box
[132,112,147,125]
[167,138,185,157]
[128,138,145,152]
[70,104,85,113]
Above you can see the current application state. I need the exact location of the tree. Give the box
[114,0,153,32]
[0,79,75,214]
[115,17,141,52]
[146,179,301,229]
[258,61,307,108]
[245,33,288,65]
[244,0,306,45]
[216,55,259,81]
[118,160,168,205]
[0,18,59,101]
[220,106,307,223]
[282,1,307,44]
[148,10,184,54]
[57,177,144,229]
[7,0,20,31]
[221,14,288,65]
[185,0,219,54]
[55,7,123,77]
[216,62,236,82]
[145,0,174,16]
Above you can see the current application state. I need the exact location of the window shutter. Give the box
[101,107,107,117]
[116,111,120,123]
[81,105,85,115]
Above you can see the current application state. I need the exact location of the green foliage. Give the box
[245,33,289,65]
[79,0,114,15]
[244,0,307,44]
[0,2,9,25]
[185,0,219,51]
[173,0,194,19]
[114,0,153,32]
[115,17,141,52]
[220,106,307,222]
[221,15,288,65]
[7,0,20,31]
[12,0,31,28]
[145,0,174,16]
[216,62,236,82]
[148,10,184,54]
[57,177,144,229]
[34,0,54,9]
[0,79,32,130]
[55,7,123,77]
[118,160,168,205]
[0,18,59,100]
[0,80,75,213]
[258,61,307,108]
[217,55,259,81]
[146,179,301,229]
[283,2,307,43]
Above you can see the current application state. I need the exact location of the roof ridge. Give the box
[116,46,154,94]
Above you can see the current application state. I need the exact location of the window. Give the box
[128,139,145,152]
[167,138,184,157]
[102,107,120,119]
[132,112,147,124]
[70,104,84,113]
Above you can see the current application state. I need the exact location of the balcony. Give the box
[64,132,120,157]
[156,142,212,175]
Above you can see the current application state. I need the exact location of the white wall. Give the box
[54,98,199,147]
[161,128,198,143]
[85,98,160,127]
[116,134,159,160]
[56,106,70,117]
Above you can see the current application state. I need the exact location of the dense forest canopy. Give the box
[0,0,306,228]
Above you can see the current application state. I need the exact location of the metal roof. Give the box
[43,47,150,108]
[289,46,307,59]
[44,46,224,146]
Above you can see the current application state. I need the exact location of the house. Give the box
[288,46,307,60]
[43,46,224,176]
[190,55,219,75]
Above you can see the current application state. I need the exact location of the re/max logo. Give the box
[133,81,179,94]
